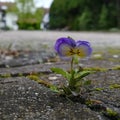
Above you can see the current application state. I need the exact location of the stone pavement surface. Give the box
[0,31,120,50]
[0,31,120,120]
[0,64,120,120]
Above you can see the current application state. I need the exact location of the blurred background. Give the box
[0,0,120,31]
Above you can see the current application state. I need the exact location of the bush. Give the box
[49,0,119,31]
[17,18,40,30]
[76,8,92,30]
[17,8,44,30]
[98,5,109,29]
[49,0,81,30]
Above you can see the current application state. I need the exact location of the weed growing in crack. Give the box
[50,37,93,97]
[26,37,120,119]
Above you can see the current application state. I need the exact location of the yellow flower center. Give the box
[66,48,86,57]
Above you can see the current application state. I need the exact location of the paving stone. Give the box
[0,31,120,120]
[0,77,101,120]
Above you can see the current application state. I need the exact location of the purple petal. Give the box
[76,40,91,46]
[54,37,76,56]
[57,43,72,56]
[76,41,92,58]
[54,38,92,60]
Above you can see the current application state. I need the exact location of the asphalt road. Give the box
[0,30,120,50]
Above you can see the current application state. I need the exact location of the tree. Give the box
[98,5,109,29]
[49,0,81,29]
[15,0,35,14]
[15,0,44,30]
[49,0,119,30]
[116,0,120,28]
[77,8,92,30]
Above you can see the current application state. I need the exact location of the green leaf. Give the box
[62,86,72,95]
[51,67,71,81]
[75,71,92,81]
[75,80,83,87]
[84,80,91,85]
[50,85,59,93]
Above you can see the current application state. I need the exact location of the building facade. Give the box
[0,2,18,30]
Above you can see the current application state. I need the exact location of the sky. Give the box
[0,0,54,8]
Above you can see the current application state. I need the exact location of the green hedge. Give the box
[49,0,119,31]
[17,19,40,30]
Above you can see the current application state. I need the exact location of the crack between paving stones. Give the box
[0,71,120,120]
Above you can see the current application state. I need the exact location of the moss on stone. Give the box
[106,108,118,117]
[84,67,107,72]
[109,84,120,89]
[113,65,120,70]
[0,74,11,78]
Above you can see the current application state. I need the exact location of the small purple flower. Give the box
[54,37,92,59]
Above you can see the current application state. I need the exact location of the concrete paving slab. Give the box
[0,31,120,50]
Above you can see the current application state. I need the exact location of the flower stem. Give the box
[69,56,75,89]
[71,57,74,73]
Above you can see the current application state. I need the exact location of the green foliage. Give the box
[51,67,92,96]
[49,85,59,93]
[17,19,38,30]
[49,0,68,29]
[98,5,109,29]
[17,8,44,30]
[49,0,119,30]
[51,67,71,81]
[15,0,44,30]
[49,0,83,30]
[6,4,18,13]
[74,71,91,81]
[15,0,35,13]
[76,8,92,30]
